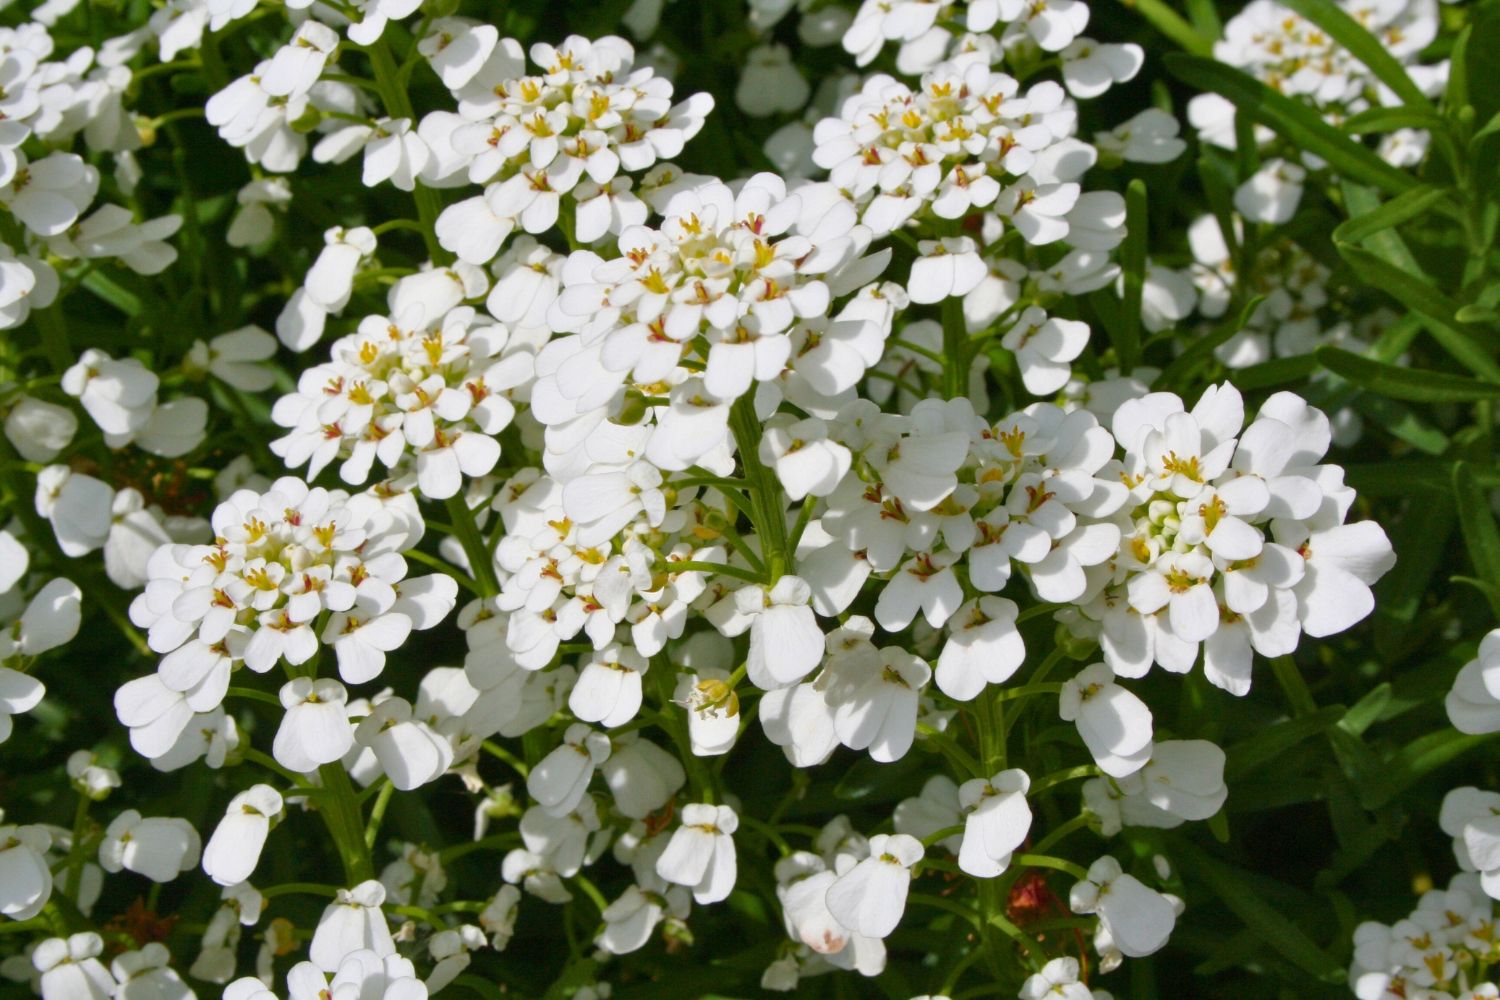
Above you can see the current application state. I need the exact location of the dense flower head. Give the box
[271,301,531,499]
[428,33,714,265]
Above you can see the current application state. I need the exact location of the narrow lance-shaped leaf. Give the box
[1164,54,1418,195]
[1341,106,1447,136]
[1153,295,1266,392]
[1172,841,1346,982]
[1315,346,1500,403]
[1454,461,1500,619]
[1337,242,1500,382]
[1333,185,1452,246]
[1116,179,1147,374]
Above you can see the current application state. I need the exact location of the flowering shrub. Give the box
[0,0,1497,997]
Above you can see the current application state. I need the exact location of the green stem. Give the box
[364,38,450,265]
[994,681,1064,703]
[444,495,500,596]
[728,396,790,582]
[63,793,91,900]
[404,548,482,596]
[941,297,969,400]
[1012,853,1090,881]
[665,560,766,584]
[317,763,375,884]
[1030,764,1100,794]
[364,780,395,848]
[974,684,1006,773]
[917,722,984,779]
[1033,813,1091,854]
[31,303,75,374]
[227,685,283,707]
[1270,655,1318,717]
[243,746,305,785]
[260,882,342,899]
[482,739,530,777]
[439,833,521,863]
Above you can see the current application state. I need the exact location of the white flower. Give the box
[274,678,354,774]
[761,417,853,501]
[908,238,987,305]
[1020,957,1095,999]
[227,178,292,248]
[61,348,158,441]
[601,736,686,819]
[67,751,120,800]
[825,832,923,939]
[261,20,339,98]
[34,933,115,1000]
[737,44,810,117]
[304,227,378,313]
[98,811,201,882]
[1069,856,1177,957]
[185,326,279,392]
[203,784,283,886]
[1061,39,1143,98]
[309,881,396,972]
[527,722,610,816]
[1234,158,1305,225]
[875,551,963,632]
[5,395,77,462]
[0,825,52,919]
[1095,108,1186,163]
[1440,787,1500,900]
[655,802,739,904]
[1059,663,1153,777]
[104,489,172,589]
[1,152,97,237]
[832,646,930,762]
[1001,306,1092,396]
[111,943,193,1000]
[732,576,825,689]
[677,669,743,757]
[957,769,1031,878]
[1448,631,1500,734]
[935,596,1024,701]
[570,644,648,728]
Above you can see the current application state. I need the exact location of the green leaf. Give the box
[1362,729,1498,809]
[1173,841,1345,982]
[1224,706,1341,780]
[1339,684,1392,737]
[1164,54,1417,195]
[1232,354,1319,390]
[1447,24,1472,112]
[1281,0,1433,108]
[1315,346,1500,402]
[1125,0,1217,54]
[1376,500,1453,645]
[1454,462,1500,618]
[1116,179,1147,373]
[1153,295,1266,392]
[1341,106,1447,135]
[1457,304,1500,324]
[1336,242,1500,382]
[1349,393,1449,455]
[1454,575,1500,611]
[1332,184,1451,245]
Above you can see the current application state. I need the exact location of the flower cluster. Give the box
[117,477,455,768]
[0,0,1479,996]
[1348,873,1500,1000]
